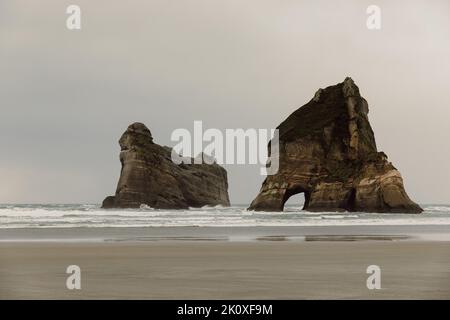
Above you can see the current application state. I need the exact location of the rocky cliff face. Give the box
[102,123,230,209]
[249,77,422,213]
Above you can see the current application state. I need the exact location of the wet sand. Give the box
[1,225,450,242]
[1,239,449,299]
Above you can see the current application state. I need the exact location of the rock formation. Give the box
[102,123,230,209]
[249,77,422,213]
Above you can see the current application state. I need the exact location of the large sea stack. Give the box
[249,77,422,213]
[102,123,230,209]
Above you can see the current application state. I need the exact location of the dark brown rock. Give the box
[249,77,422,213]
[102,123,230,209]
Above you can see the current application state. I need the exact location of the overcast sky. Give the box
[1,0,449,204]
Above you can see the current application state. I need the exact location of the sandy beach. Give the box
[0,226,449,299]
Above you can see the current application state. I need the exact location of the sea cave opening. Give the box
[282,189,310,211]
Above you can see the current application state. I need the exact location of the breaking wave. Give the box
[0,204,449,228]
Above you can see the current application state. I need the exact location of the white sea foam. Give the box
[0,204,449,228]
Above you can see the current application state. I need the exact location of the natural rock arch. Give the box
[249,77,422,213]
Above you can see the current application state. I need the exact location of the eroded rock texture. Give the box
[103,123,230,209]
[249,77,422,213]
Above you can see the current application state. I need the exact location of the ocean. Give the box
[1,204,450,229]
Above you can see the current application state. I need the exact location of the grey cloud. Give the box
[1,0,449,204]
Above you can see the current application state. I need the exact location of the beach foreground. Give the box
[1,230,449,299]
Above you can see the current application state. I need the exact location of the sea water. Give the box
[0,204,450,228]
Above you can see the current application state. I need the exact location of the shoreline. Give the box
[1,225,450,243]
[1,225,449,299]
